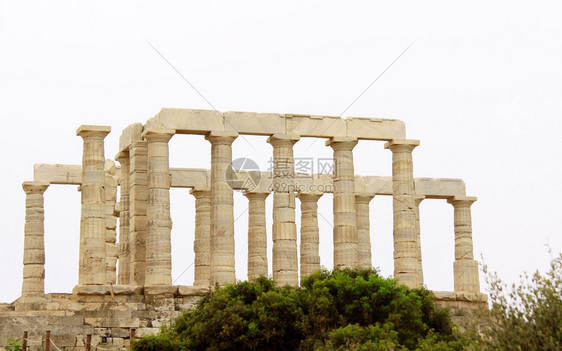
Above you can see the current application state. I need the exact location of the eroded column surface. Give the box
[116,151,131,285]
[327,137,358,269]
[267,134,299,286]
[191,187,211,287]
[414,195,425,285]
[298,192,322,279]
[144,129,174,286]
[244,191,269,282]
[384,139,422,289]
[129,141,148,285]
[77,125,111,285]
[21,182,49,297]
[355,193,375,269]
[104,160,118,285]
[206,131,238,286]
[448,196,480,293]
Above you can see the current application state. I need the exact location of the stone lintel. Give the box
[76,125,111,137]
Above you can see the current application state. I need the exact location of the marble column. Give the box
[191,187,211,287]
[144,129,174,286]
[414,195,425,285]
[77,125,111,285]
[298,192,322,279]
[116,151,131,285]
[448,196,480,293]
[244,191,269,282]
[21,181,49,297]
[129,141,148,285]
[355,193,375,269]
[384,139,422,288]
[267,134,299,286]
[327,137,358,269]
[205,131,238,286]
[104,160,118,285]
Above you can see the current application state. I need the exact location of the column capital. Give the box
[243,190,270,200]
[266,134,300,147]
[384,139,420,152]
[355,192,375,204]
[205,130,238,145]
[297,191,323,202]
[142,129,175,142]
[115,150,130,164]
[448,196,477,207]
[190,187,211,198]
[76,125,111,139]
[325,137,358,151]
[22,181,49,195]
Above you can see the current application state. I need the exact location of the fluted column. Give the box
[129,141,148,285]
[77,125,111,285]
[298,192,322,279]
[104,161,118,285]
[143,129,174,286]
[191,187,211,287]
[414,195,425,285]
[267,134,299,286]
[21,182,49,297]
[448,196,480,293]
[244,191,269,282]
[355,193,375,269]
[205,131,238,286]
[116,151,131,285]
[327,137,358,269]
[384,139,422,288]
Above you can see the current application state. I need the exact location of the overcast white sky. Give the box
[1,0,561,303]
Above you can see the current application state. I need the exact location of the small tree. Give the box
[469,252,562,350]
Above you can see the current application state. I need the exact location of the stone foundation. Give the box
[0,287,208,351]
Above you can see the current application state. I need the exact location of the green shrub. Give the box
[132,268,463,351]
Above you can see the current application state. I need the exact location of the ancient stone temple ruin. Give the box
[0,109,487,350]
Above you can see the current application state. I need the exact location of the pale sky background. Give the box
[1,0,561,303]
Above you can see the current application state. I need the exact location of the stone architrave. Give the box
[190,187,211,287]
[327,137,359,269]
[355,193,375,269]
[116,151,130,285]
[244,191,270,282]
[129,140,148,285]
[104,160,118,285]
[21,181,49,297]
[267,134,300,286]
[205,131,238,286]
[144,129,174,286]
[384,139,423,289]
[298,192,322,278]
[448,196,480,293]
[76,125,111,286]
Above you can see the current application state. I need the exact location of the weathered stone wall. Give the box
[1,289,207,351]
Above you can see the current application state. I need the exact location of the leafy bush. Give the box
[132,268,464,351]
